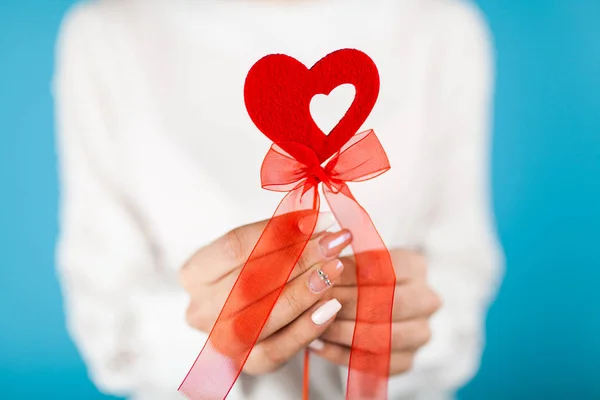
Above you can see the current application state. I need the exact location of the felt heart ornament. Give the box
[244,48,380,165]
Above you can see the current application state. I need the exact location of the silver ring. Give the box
[317,268,332,286]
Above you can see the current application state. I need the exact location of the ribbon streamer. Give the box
[180,129,396,400]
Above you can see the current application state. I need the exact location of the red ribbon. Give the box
[179,129,396,400]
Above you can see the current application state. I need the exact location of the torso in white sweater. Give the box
[54,0,502,399]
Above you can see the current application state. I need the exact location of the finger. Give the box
[258,258,344,340]
[336,250,427,287]
[185,258,342,357]
[183,229,352,332]
[307,340,350,367]
[389,351,416,375]
[288,229,352,280]
[332,283,441,321]
[215,229,352,292]
[244,298,342,375]
[390,249,428,281]
[200,228,351,303]
[310,342,415,375]
[183,211,337,284]
[321,319,432,352]
[335,256,357,286]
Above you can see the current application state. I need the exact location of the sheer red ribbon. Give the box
[179,129,396,400]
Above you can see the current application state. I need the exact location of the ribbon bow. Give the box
[180,129,396,400]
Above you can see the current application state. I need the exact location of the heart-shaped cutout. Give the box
[310,84,356,136]
[244,49,380,165]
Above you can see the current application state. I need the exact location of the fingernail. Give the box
[311,299,342,325]
[308,259,344,293]
[319,230,352,257]
[298,212,336,235]
[309,339,325,351]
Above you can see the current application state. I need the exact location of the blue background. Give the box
[1,1,598,399]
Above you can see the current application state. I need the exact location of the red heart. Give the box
[244,48,380,165]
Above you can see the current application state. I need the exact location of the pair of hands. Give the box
[180,213,441,376]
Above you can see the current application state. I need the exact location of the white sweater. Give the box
[53,0,503,399]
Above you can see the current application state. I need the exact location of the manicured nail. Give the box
[311,299,342,325]
[308,259,344,293]
[319,230,352,257]
[298,212,336,235]
[309,339,325,351]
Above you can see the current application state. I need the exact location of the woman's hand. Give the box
[312,249,442,376]
[179,212,352,375]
